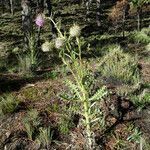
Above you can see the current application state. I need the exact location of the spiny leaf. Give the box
[59,93,80,101]
[65,80,82,100]
[89,86,107,101]
[90,118,100,124]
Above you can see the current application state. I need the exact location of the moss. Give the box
[21,87,40,101]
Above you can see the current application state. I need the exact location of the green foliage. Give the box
[50,18,108,149]
[13,34,40,75]
[23,119,33,140]
[145,43,150,52]
[116,81,141,97]
[130,0,149,8]
[0,94,19,116]
[99,46,140,85]
[27,34,40,68]
[113,133,127,150]
[127,127,142,143]
[17,54,33,75]
[126,124,149,148]
[116,84,134,97]
[21,87,39,101]
[89,86,107,102]
[63,4,79,14]
[90,102,106,130]
[22,109,41,140]
[59,115,74,134]
[23,109,54,148]
[43,70,58,80]
[36,127,53,149]
[130,28,150,44]
[130,89,150,109]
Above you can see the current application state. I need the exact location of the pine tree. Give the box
[109,0,129,37]
[130,0,149,31]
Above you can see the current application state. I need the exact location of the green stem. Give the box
[49,17,64,38]
[76,37,81,62]
[67,36,73,52]
[66,44,71,53]
[50,18,93,148]
[83,93,92,149]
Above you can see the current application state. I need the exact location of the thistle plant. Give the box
[35,13,45,45]
[13,34,39,75]
[48,18,108,149]
[35,13,45,28]
[27,34,39,67]
[41,41,53,52]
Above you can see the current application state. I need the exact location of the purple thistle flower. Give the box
[35,14,44,27]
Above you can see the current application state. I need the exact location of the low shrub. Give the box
[130,89,150,109]
[22,109,41,140]
[0,94,19,116]
[99,46,140,85]
[129,28,150,44]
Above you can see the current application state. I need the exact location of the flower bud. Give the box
[35,14,44,27]
[55,37,65,49]
[41,41,51,52]
[12,47,19,53]
[69,24,81,37]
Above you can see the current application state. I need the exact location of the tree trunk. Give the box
[96,0,100,27]
[1,0,5,14]
[137,8,142,31]
[137,11,140,31]
[122,9,125,38]
[36,0,45,12]
[86,0,92,21]
[46,0,52,16]
[10,0,14,15]
[21,0,33,50]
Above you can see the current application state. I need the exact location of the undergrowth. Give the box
[0,94,19,116]
[99,45,140,85]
